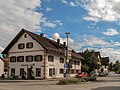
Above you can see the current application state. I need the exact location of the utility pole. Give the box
[65,32,70,78]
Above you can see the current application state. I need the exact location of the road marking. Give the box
[0,87,13,90]
[48,85,63,89]
[75,88,90,90]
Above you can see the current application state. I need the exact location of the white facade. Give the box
[7,31,81,79]
[0,59,4,76]
[9,33,45,79]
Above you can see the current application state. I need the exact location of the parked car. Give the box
[87,71,97,81]
[75,72,88,78]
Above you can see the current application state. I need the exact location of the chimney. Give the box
[57,39,60,44]
[40,33,44,37]
[63,42,66,47]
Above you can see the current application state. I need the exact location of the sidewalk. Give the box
[0,78,62,83]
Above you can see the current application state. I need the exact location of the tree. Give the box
[81,49,101,73]
[113,61,120,73]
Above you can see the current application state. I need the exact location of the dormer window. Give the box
[26,42,33,48]
[18,43,25,49]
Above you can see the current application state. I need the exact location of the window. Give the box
[48,55,54,62]
[17,56,24,62]
[49,68,55,77]
[59,69,64,74]
[20,68,24,76]
[53,68,55,75]
[26,56,33,62]
[77,61,80,65]
[34,55,42,61]
[18,43,25,49]
[36,68,41,77]
[11,68,15,76]
[71,69,74,74]
[76,70,79,74]
[24,34,27,38]
[60,58,64,63]
[10,56,16,62]
[73,60,76,65]
[26,42,33,48]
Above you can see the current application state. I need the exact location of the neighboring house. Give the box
[0,54,9,76]
[101,57,109,66]
[0,58,4,76]
[2,29,83,79]
[93,52,101,65]
[101,57,109,74]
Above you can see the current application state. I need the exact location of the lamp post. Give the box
[65,32,70,78]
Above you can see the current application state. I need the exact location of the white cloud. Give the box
[41,17,62,28]
[69,2,77,7]
[0,0,42,49]
[97,48,120,62]
[82,0,120,22]
[61,0,68,5]
[45,7,52,12]
[61,0,79,7]
[42,22,56,28]
[83,35,107,46]
[51,33,107,51]
[0,46,4,53]
[51,33,120,61]
[51,33,74,45]
[83,16,99,22]
[102,28,119,36]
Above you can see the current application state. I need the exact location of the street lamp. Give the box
[65,32,70,78]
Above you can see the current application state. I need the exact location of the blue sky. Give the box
[1,0,120,62]
[36,0,120,62]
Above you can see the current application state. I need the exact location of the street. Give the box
[0,72,120,90]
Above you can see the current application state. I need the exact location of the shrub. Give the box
[85,76,97,81]
[57,78,86,85]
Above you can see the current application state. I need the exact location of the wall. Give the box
[8,33,45,79]
[0,59,4,76]
[46,51,81,78]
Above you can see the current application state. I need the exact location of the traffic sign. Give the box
[64,64,67,68]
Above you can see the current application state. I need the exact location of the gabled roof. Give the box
[101,57,109,65]
[71,50,84,60]
[2,29,83,59]
[94,52,101,58]
[2,29,65,54]
[0,57,4,62]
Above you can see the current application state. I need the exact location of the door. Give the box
[27,68,31,79]
[49,68,55,77]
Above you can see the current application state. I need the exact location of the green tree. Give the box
[113,61,120,72]
[81,49,101,73]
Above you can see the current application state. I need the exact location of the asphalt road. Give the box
[0,72,120,90]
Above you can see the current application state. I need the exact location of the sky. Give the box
[1,0,120,62]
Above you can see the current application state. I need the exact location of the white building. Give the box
[0,58,4,76]
[2,29,83,79]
